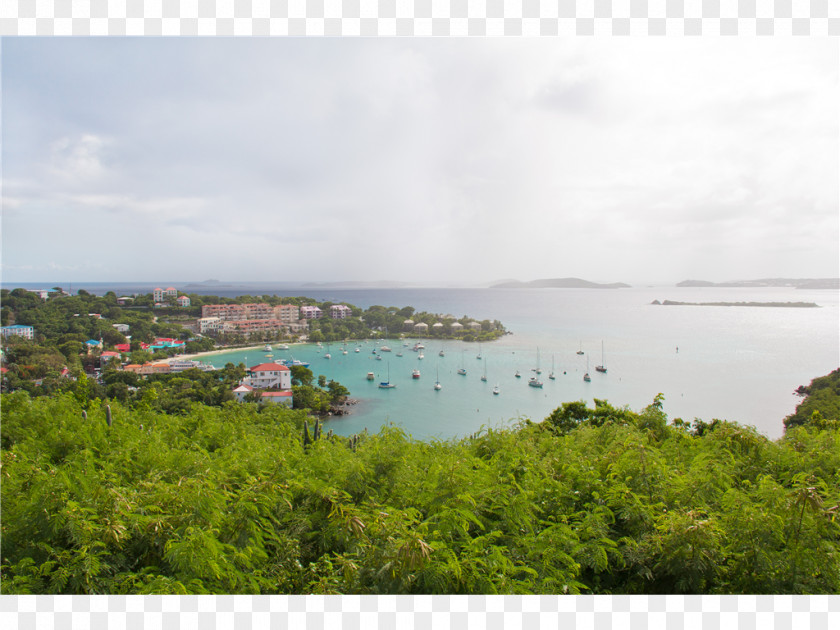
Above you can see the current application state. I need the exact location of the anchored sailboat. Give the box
[595,341,607,373]
[379,363,396,388]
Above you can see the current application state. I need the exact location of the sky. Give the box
[2,37,838,286]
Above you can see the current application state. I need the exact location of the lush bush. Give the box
[2,390,838,595]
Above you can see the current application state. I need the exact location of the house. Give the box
[450,322,464,331]
[257,391,294,407]
[468,322,482,331]
[232,384,255,402]
[153,287,177,302]
[84,339,103,351]
[100,351,121,367]
[114,344,131,353]
[1,325,34,340]
[27,290,49,300]
[329,305,352,319]
[243,362,292,390]
[413,322,429,333]
[177,295,191,307]
[116,296,134,305]
[112,323,130,333]
[403,319,415,330]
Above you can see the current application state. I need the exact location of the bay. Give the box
[193,286,839,441]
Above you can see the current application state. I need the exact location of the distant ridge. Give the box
[491,277,631,289]
[300,280,419,289]
[677,278,839,290]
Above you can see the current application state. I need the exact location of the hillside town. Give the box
[1,286,505,412]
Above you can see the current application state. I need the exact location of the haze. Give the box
[2,38,838,286]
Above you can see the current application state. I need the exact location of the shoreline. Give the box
[174,343,306,363]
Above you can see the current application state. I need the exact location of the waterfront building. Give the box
[403,319,415,330]
[273,304,300,323]
[199,317,224,334]
[1,325,35,340]
[414,322,429,333]
[257,391,294,407]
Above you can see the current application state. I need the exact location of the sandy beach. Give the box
[175,343,304,363]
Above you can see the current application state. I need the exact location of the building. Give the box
[153,287,178,302]
[300,306,322,320]
[116,296,134,306]
[413,322,429,333]
[1,325,34,340]
[232,384,255,402]
[257,391,294,407]
[403,319,415,330]
[329,304,352,319]
[100,351,121,368]
[243,362,292,390]
[177,295,191,307]
[112,323,130,333]
[222,319,286,336]
[468,322,482,331]
[273,304,300,324]
[27,290,49,300]
[199,317,224,334]
[201,303,274,321]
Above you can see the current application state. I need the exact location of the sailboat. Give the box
[583,356,591,382]
[457,351,467,375]
[476,344,482,360]
[528,348,543,387]
[493,384,500,395]
[595,341,607,373]
[434,367,442,391]
[481,358,488,382]
[379,363,396,388]
[549,355,556,380]
[577,341,584,355]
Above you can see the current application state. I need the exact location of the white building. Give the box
[1,325,34,340]
[198,317,224,334]
[112,323,130,333]
[177,295,191,307]
[243,362,292,390]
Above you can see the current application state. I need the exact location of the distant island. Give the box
[491,277,631,289]
[677,278,839,290]
[651,300,819,308]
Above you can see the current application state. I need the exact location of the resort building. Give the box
[199,317,224,334]
[403,319,415,330]
[1,325,35,340]
[468,322,482,331]
[177,296,191,307]
[232,384,255,402]
[222,319,286,336]
[300,306,323,319]
[116,296,134,305]
[273,304,300,324]
[201,303,275,321]
[329,305,352,319]
[27,290,49,300]
[413,322,429,333]
[450,322,464,332]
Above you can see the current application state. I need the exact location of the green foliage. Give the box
[3,380,839,595]
[785,369,840,430]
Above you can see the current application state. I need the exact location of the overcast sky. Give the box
[2,37,838,286]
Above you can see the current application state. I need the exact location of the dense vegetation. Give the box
[785,369,840,430]
[2,387,838,595]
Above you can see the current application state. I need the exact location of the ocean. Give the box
[183,285,837,441]
[7,282,837,440]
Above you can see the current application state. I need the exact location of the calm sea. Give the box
[191,286,837,441]
[9,283,838,440]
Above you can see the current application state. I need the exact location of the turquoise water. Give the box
[197,286,839,441]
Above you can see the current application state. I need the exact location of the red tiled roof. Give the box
[261,391,293,397]
[249,363,291,372]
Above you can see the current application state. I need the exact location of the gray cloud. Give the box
[2,38,837,285]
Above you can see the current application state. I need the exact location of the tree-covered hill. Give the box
[2,389,838,595]
[785,369,840,431]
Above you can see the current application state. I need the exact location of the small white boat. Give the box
[528,376,543,388]
[514,370,521,378]
[549,355,556,380]
[493,384,500,395]
[342,350,348,355]
[583,357,591,382]
[355,347,360,353]
[396,351,403,357]
[418,352,424,360]
[264,344,272,351]
[381,346,392,352]
[324,353,331,359]
[457,351,466,375]
[439,350,445,357]
[376,355,383,361]
[366,372,375,381]
[481,358,488,382]
[277,344,290,350]
[434,368,442,390]
[412,369,421,379]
